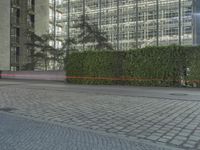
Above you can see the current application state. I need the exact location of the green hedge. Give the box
[186,46,200,87]
[66,51,125,84]
[66,46,200,87]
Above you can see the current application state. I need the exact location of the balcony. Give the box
[11,36,20,43]
[27,22,35,31]
[28,6,35,14]
[11,0,20,7]
[11,16,20,26]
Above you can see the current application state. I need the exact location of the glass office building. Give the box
[49,0,63,49]
[54,0,200,51]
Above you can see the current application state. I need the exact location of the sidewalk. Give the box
[0,80,200,149]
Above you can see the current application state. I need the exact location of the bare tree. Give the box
[25,30,56,70]
[75,15,113,50]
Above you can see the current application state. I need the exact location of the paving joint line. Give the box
[5,85,200,102]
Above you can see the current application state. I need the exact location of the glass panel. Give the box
[69,0,83,50]
[158,0,179,46]
[193,0,200,45]
[117,0,136,50]
[181,0,192,45]
[85,0,98,49]
[53,0,195,50]
[101,0,118,50]
[138,0,158,48]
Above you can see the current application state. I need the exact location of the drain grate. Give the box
[0,84,10,87]
[170,93,188,96]
[0,107,17,112]
[0,84,17,87]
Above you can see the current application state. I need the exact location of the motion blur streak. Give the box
[1,73,199,84]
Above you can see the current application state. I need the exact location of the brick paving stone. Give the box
[184,140,197,148]
[178,132,190,137]
[162,135,175,140]
[158,138,170,143]
[188,135,200,141]
[193,130,200,136]
[166,133,177,137]
[0,113,177,150]
[0,84,200,149]
[173,136,187,141]
[147,135,160,141]
[170,139,184,146]
[183,143,195,149]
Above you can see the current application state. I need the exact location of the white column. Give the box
[35,0,49,36]
[0,0,10,70]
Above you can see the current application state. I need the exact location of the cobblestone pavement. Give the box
[0,82,200,149]
[0,112,177,150]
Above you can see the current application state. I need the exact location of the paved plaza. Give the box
[0,80,200,150]
[0,112,175,150]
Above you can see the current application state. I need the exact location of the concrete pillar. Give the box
[193,0,200,45]
[0,0,10,70]
[35,0,49,36]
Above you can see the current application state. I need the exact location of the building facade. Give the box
[1,0,200,70]
[9,0,52,71]
[58,0,200,51]
[193,0,200,45]
[10,0,36,70]
[0,0,62,71]
[48,0,64,69]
